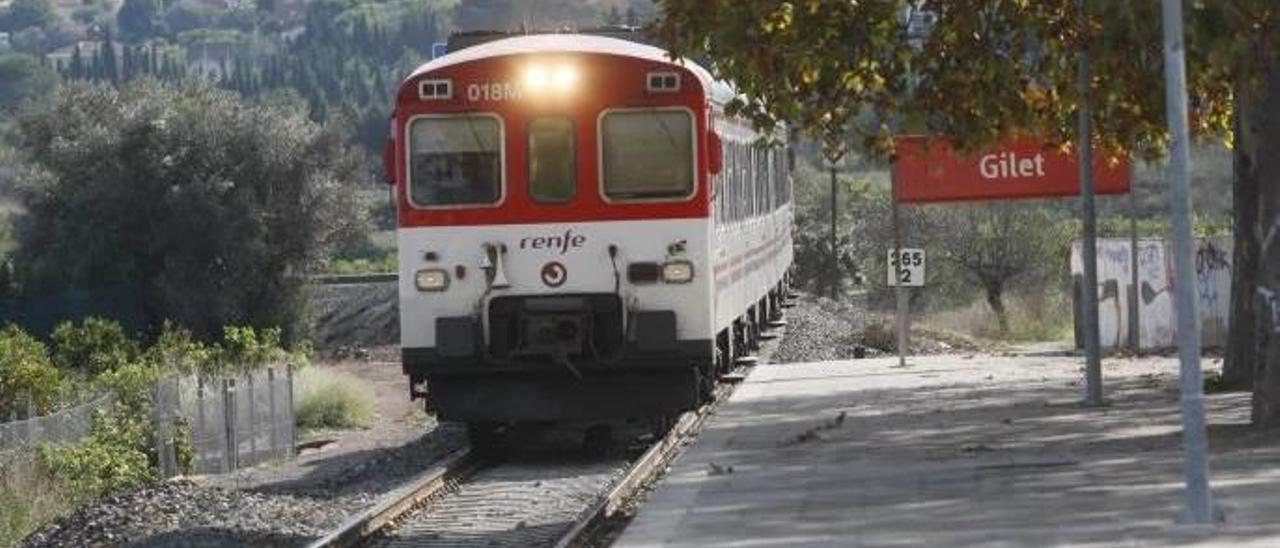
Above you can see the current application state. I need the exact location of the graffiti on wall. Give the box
[1071,237,1231,351]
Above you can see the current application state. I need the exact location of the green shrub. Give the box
[51,317,140,377]
[141,322,215,375]
[295,369,373,431]
[37,409,155,503]
[0,325,67,416]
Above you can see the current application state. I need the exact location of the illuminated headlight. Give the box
[415,268,450,292]
[524,64,579,92]
[661,261,694,284]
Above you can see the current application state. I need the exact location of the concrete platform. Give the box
[615,355,1280,547]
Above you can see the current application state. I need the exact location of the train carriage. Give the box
[386,33,793,434]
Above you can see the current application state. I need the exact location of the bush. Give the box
[295,369,373,431]
[51,317,140,377]
[37,408,155,503]
[0,325,66,416]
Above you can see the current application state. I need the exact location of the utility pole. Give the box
[1077,0,1104,407]
[1160,0,1216,525]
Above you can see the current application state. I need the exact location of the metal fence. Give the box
[0,393,114,455]
[154,366,296,477]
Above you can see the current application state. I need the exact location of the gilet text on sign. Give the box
[893,136,1130,203]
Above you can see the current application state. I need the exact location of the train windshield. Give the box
[528,118,576,203]
[600,110,694,200]
[408,115,502,207]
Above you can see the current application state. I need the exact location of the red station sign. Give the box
[892,135,1131,203]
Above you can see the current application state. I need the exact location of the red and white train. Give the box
[386,33,794,438]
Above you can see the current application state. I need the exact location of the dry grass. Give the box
[294,367,376,432]
[0,453,72,548]
[925,291,1075,344]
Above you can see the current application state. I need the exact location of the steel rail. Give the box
[306,449,483,548]
[552,372,744,548]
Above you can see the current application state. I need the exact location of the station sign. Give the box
[893,136,1130,203]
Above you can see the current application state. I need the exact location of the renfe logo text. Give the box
[520,229,586,255]
[979,152,1046,180]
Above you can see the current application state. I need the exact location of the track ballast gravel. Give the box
[19,480,367,548]
[372,458,630,548]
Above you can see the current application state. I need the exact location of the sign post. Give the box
[891,182,910,367]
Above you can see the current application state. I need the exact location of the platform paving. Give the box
[615,355,1280,547]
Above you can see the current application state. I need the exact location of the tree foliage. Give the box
[116,0,160,42]
[655,1,1275,155]
[0,53,58,112]
[0,325,67,416]
[0,0,58,33]
[455,0,599,32]
[933,205,1071,335]
[10,80,367,341]
[51,318,141,377]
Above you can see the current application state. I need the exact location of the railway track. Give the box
[305,345,768,548]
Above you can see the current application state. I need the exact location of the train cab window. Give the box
[528,118,576,203]
[600,110,694,200]
[407,115,502,207]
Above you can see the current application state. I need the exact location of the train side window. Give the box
[407,115,503,207]
[528,118,576,203]
[600,109,695,201]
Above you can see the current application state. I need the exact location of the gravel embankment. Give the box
[20,427,467,548]
[771,292,984,364]
[20,480,366,548]
[771,293,872,363]
[310,282,398,348]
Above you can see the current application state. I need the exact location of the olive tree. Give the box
[10,80,367,342]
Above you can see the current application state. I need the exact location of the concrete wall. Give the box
[1070,237,1231,351]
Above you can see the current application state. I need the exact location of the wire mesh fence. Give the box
[0,393,114,456]
[1,365,295,477]
[154,365,296,477]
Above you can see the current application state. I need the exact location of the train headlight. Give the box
[552,66,579,89]
[415,268,450,292]
[523,65,551,90]
[524,64,579,92]
[661,261,695,284]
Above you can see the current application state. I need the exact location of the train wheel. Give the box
[698,360,716,402]
[716,331,733,376]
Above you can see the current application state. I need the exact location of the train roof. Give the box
[404,34,736,105]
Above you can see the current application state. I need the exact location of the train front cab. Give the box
[392,36,727,425]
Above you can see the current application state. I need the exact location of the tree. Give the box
[0,52,57,111]
[116,0,158,42]
[654,2,1280,425]
[455,0,597,32]
[936,205,1070,335]
[11,80,368,342]
[0,0,57,33]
